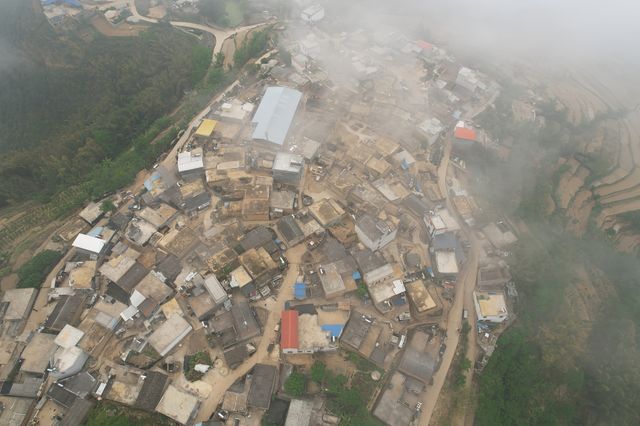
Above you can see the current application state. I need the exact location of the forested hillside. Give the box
[0,0,211,206]
[469,89,640,425]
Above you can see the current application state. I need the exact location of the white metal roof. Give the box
[204,274,228,304]
[72,233,106,254]
[120,305,138,321]
[130,290,146,307]
[252,86,302,146]
[177,148,204,173]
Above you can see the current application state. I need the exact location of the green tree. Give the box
[310,361,327,383]
[17,250,62,289]
[198,0,229,26]
[279,48,292,66]
[100,200,116,213]
[284,371,306,396]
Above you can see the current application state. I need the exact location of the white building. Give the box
[473,290,508,323]
[177,148,204,180]
[301,4,325,23]
[417,117,444,146]
[72,233,106,256]
[355,215,397,251]
[424,208,460,238]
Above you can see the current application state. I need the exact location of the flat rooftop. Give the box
[147,314,193,357]
[155,384,199,425]
[474,291,508,318]
[308,199,344,226]
[1,288,37,321]
[20,333,57,374]
[435,251,459,275]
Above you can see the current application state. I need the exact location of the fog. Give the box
[319,0,640,77]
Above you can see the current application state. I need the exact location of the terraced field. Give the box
[539,68,640,243]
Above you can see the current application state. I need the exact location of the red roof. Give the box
[417,40,434,50]
[454,126,477,141]
[280,310,299,350]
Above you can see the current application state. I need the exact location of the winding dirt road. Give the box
[125,0,267,58]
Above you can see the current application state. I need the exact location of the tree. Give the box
[279,48,292,66]
[100,200,116,213]
[310,361,327,383]
[284,371,306,396]
[17,250,62,289]
[198,0,229,27]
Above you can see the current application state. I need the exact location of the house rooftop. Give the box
[195,119,218,137]
[1,288,37,321]
[273,152,304,174]
[55,324,85,349]
[398,331,437,383]
[20,332,57,374]
[454,125,477,141]
[247,364,277,409]
[340,312,372,350]
[474,291,508,318]
[356,214,395,241]
[147,314,193,357]
[155,384,199,425]
[177,148,204,173]
[435,251,459,275]
[72,233,106,254]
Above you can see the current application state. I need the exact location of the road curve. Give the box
[126,0,268,56]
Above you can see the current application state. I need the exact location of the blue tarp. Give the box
[294,283,307,300]
[321,324,344,338]
[352,271,362,280]
[87,226,103,238]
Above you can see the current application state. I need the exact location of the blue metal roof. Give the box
[321,324,344,338]
[352,271,362,280]
[294,283,307,300]
[251,87,302,146]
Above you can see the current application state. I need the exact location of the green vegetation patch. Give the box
[308,359,384,426]
[17,249,62,289]
[284,370,306,396]
[185,350,212,381]
[87,401,177,426]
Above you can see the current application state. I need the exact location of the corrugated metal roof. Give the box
[72,234,105,254]
[454,126,477,141]
[252,87,302,146]
[294,283,306,300]
[280,310,298,349]
[195,119,217,137]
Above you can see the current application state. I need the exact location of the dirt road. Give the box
[194,244,304,422]
[125,0,267,57]
[418,240,479,426]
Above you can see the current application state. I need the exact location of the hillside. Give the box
[0,0,211,206]
[466,81,640,425]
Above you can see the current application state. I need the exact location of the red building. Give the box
[280,310,299,354]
